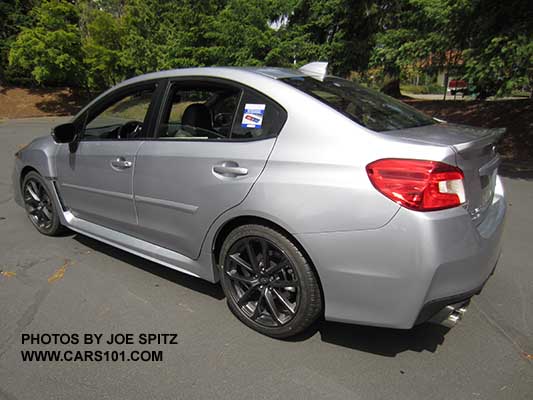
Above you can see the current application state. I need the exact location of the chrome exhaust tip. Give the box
[429,301,469,328]
[441,311,462,328]
[456,307,468,317]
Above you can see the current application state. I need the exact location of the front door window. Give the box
[83,85,157,140]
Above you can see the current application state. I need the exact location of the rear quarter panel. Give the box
[239,92,457,234]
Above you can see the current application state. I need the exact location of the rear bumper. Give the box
[296,177,506,329]
[414,259,496,325]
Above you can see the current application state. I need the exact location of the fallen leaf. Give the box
[48,259,71,283]
[1,271,16,278]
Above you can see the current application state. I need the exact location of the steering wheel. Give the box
[213,112,232,128]
[118,120,143,139]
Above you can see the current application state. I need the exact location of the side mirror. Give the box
[52,123,77,144]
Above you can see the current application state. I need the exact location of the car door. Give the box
[133,78,287,259]
[55,81,163,235]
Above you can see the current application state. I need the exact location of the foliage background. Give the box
[0,0,532,97]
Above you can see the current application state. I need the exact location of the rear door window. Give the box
[158,83,241,140]
[156,79,287,141]
[231,89,287,140]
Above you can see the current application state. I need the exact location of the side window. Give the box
[231,89,287,140]
[83,85,156,140]
[158,83,241,140]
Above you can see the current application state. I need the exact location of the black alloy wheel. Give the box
[224,236,300,327]
[22,171,64,236]
[220,224,322,338]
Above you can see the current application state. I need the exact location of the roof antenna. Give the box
[299,62,328,81]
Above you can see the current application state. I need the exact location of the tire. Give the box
[22,171,65,236]
[219,224,322,338]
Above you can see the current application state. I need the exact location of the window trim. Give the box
[154,76,287,143]
[77,79,165,142]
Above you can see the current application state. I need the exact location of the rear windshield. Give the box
[281,76,435,132]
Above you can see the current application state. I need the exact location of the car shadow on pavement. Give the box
[288,319,450,356]
[317,321,450,356]
[73,233,449,356]
[73,234,225,300]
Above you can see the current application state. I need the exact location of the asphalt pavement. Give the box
[0,117,531,399]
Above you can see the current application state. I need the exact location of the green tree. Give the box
[370,0,465,96]
[274,0,379,75]
[0,0,36,82]
[152,0,225,69]
[461,0,533,97]
[8,0,85,86]
[118,0,162,75]
[81,6,125,89]
[207,0,283,66]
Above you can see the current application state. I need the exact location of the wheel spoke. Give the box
[250,289,265,320]
[31,210,44,226]
[273,288,296,315]
[31,181,42,199]
[265,259,288,275]
[264,288,283,325]
[270,279,298,288]
[229,253,254,273]
[237,285,259,307]
[36,209,45,222]
[245,240,259,272]
[27,184,41,202]
[261,239,270,269]
[41,206,52,220]
[225,270,255,285]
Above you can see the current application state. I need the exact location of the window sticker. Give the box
[241,103,265,128]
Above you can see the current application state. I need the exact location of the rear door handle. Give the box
[213,162,248,177]
[111,157,132,170]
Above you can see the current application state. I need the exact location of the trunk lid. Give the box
[382,123,505,223]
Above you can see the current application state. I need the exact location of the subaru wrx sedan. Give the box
[13,64,506,338]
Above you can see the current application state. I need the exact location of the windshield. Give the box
[281,76,435,132]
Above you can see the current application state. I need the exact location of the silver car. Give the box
[12,64,506,338]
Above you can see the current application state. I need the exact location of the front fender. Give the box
[18,135,59,178]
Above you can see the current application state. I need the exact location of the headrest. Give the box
[181,103,212,131]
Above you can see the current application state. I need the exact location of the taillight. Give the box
[366,159,465,211]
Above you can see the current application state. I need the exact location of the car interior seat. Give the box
[181,103,213,132]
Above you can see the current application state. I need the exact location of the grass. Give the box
[103,97,151,121]
[401,84,445,95]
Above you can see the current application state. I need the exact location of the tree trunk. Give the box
[381,77,402,98]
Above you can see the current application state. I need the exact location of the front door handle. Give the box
[213,162,248,177]
[110,157,132,170]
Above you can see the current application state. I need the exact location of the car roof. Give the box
[118,66,305,85]
[232,67,306,79]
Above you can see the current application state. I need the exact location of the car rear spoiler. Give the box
[299,62,328,81]
[453,127,506,153]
